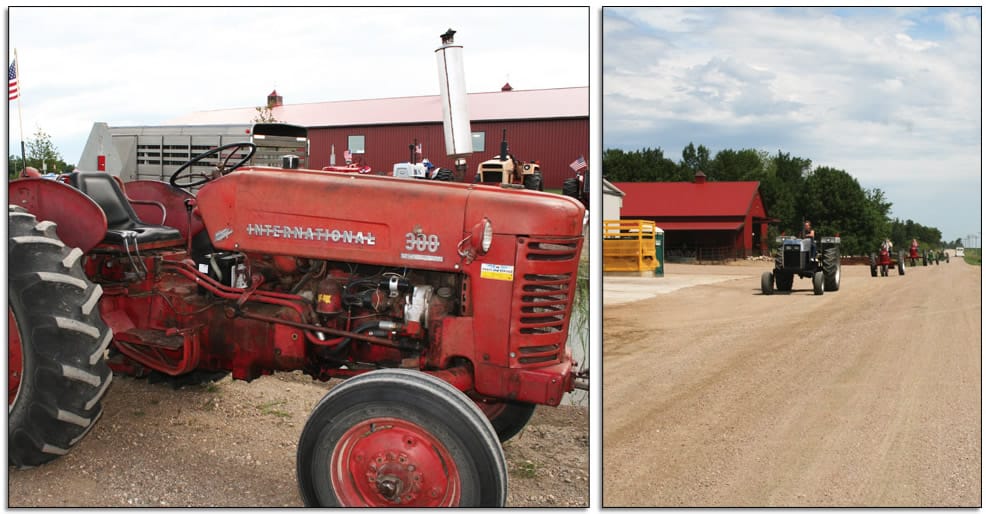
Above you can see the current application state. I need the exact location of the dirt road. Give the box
[7,371,587,507]
[603,259,981,507]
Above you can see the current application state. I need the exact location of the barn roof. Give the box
[612,181,763,218]
[166,87,588,127]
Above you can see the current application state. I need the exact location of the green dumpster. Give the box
[654,227,665,277]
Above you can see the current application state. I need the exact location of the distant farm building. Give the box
[166,87,588,189]
[612,172,775,259]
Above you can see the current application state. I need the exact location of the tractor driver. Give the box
[803,220,817,260]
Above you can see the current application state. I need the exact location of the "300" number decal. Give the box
[405,232,440,253]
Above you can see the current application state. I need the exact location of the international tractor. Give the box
[8,141,587,507]
[474,130,543,191]
[869,246,907,277]
[761,235,842,295]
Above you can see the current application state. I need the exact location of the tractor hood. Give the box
[194,167,585,271]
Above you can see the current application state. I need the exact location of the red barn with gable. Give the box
[613,171,775,259]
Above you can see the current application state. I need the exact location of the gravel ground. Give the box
[604,259,981,506]
[7,370,588,507]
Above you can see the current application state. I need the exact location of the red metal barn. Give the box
[613,172,775,259]
[167,87,588,190]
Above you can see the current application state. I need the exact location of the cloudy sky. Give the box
[604,7,981,244]
[7,6,587,168]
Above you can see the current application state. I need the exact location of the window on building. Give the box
[348,135,365,154]
[471,131,485,152]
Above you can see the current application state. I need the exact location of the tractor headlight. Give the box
[480,218,493,254]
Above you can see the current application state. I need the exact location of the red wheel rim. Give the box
[330,416,461,506]
[8,307,23,408]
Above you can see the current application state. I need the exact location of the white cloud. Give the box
[603,7,981,240]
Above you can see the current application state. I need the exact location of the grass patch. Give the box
[962,248,981,266]
[513,460,538,479]
[132,409,146,417]
[204,383,221,393]
[257,400,291,418]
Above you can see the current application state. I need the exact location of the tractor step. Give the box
[115,328,184,351]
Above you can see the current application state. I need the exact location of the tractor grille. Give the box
[783,246,804,270]
[481,171,503,183]
[511,237,582,367]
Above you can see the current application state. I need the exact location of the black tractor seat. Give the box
[69,171,183,249]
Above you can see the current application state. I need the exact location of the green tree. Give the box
[10,127,73,178]
[707,148,764,182]
[602,147,682,182]
[253,105,278,123]
[680,142,710,175]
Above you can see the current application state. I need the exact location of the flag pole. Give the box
[14,48,26,173]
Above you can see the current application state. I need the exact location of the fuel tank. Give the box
[194,167,585,271]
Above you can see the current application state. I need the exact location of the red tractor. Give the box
[870,246,906,277]
[8,142,587,507]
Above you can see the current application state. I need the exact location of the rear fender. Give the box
[8,178,107,253]
[124,180,204,239]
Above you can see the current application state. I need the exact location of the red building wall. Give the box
[307,118,588,189]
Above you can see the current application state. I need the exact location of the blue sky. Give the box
[603,7,981,244]
[6,6,587,171]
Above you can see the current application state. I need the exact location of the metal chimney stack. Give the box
[435,29,473,157]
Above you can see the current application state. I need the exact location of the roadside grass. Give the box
[961,248,981,266]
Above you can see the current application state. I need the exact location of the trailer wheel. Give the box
[476,399,537,442]
[775,271,793,292]
[823,247,840,291]
[760,271,774,295]
[8,206,113,468]
[297,369,507,507]
[812,271,824,295]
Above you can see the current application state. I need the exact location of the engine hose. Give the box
[328,321,389,356]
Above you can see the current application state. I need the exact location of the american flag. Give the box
[569,156,587,172]
[8,59,19,101]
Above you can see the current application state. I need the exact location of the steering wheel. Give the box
[170,142,257,188]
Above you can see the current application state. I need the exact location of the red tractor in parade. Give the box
[870,243,907,277]
[8,141,587,507]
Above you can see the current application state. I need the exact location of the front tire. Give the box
[296,369,507,507]
[562,178,580,199]
[476,399,537,442]
[898,251,906,275]
[761,271,774,295]
[812,271,824,295]
[8,206,113,468]
[523,171,543,191]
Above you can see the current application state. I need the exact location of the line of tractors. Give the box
[761,230,950,295]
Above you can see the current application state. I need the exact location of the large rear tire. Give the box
[760,271,774,295]
[8,206,113,468]
[822,247,840,291]
[296,369,507,507]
